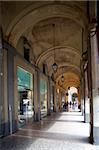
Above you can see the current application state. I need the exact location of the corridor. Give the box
[0,112,98,150]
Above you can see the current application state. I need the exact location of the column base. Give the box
[0,120,18,138]
[85,113,90,123]
[47,112,51,116]
[93,126,99,145]
[0,122,9,137]
[34,112,41,122]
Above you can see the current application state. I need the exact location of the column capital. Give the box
[88,19,98,37]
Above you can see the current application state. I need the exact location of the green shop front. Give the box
[40,77,48,118]
[17,67,34,127]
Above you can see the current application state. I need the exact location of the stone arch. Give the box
[55,66,81,80]
[5,3,88,47]
[56,71,80,90]
[36,46,81,66]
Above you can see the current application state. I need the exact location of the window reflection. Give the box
[40,78,47,118]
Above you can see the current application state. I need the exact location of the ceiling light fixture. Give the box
[61,67,64,82]
[61,75,64,82]
[52,24,58,73]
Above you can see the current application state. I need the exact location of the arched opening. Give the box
[67,86,81,112]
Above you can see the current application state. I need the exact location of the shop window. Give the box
[17,67,34,127]
[40,78,47,118]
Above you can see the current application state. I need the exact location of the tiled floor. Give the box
[0,112,99,150]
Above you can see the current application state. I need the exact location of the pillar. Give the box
[80,75,85,116]
[83,74,86,121]
[7,44,18,135]
[34,69,41,121]
[59,92,62,112]
[66,95,68,103]
[77,87,81,106]
[90,32,99,144]
[87,31,94,144]
[47,77,51,115]
[53,85,57,112]
[0,27,3,137]
[84,69,90,123]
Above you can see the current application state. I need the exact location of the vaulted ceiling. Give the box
[56,72,80,91]
[2,1,88,91]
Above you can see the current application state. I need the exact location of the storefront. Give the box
[17,67,34,127]
[40,77,48,118]
[50,85,54,112]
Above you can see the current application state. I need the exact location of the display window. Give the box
[17,67,34,127]
[40,78,48,118]
[50,86,54,112]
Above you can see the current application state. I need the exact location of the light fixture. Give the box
[52,62,58,72]
[68,87,70,90]
[57,88,59,94]
[52,24,58,73]
[61,75,64,82]
[66,92,68,96]
[61,67,64,82]
[0,72,3,76]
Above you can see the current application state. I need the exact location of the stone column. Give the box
[77,87,81,106]
[84,69,90,123]
[0,27,3,137]
[53,85,57,112]
[34,69,41,121]
[80,86,83,115]
[59,92,62,112]
[87,31,94,144]
[7,44,17,135]
[47,77,51,115]
[83,74,86,121]
[66,94,68,103]
[81,54,87,121]
[90,32,99,144]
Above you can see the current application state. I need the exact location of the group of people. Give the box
[63,101,78,111]
[63,101,69,110]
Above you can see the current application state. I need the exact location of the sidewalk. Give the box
[0,112,99,150]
